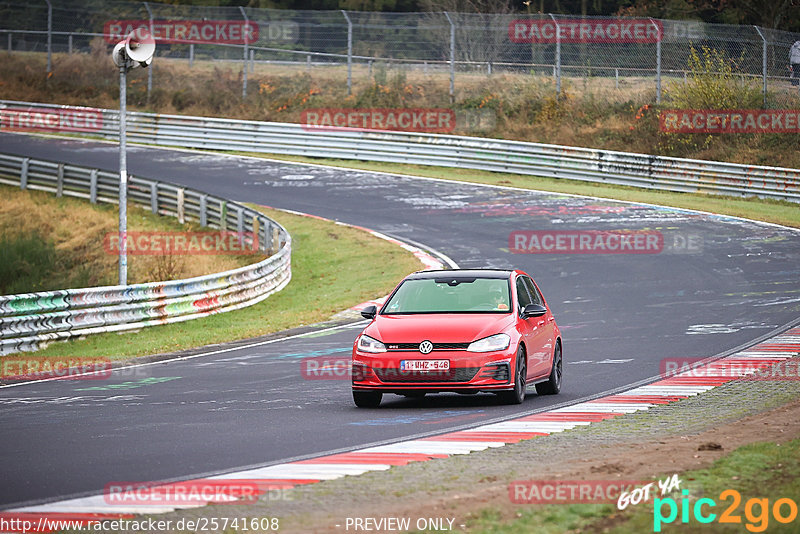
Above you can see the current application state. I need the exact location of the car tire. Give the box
[535,342,562,395]
[353,390,382,408]
[499,346,526,405]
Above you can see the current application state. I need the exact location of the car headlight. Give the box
[467,333,511,353]
[357,334,387,353]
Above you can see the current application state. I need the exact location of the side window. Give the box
[516,278,533,310]
[522,277,543,306]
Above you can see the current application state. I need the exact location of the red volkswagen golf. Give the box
[351,269,562,407]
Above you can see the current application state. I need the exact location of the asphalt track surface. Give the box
[1,133,800,508]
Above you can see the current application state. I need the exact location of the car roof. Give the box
[406,269,514,280]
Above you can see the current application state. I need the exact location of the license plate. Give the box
[400,360,450,372]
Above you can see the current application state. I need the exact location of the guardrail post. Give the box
[89,169,98,204]
[549,14,561,97]
[341,10,353,96]
[220,200,228,230]
[150,182,158,214]
[143,2,154,103]
[251,215,259,251]
[753,26,767,108]
[177,187,185,224]
[56,163,63,197]
[650,18,661,104]
[271,225,279,255]
[20,158,29,190]
[443,12,455,102]
[45,0,52,74]
[236,207,244,247]
[238,6,249,99]
[199,194,207,226]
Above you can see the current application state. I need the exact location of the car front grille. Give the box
[385,342,470,352]
[373,367,481,383]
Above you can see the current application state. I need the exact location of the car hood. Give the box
[365,313,515,344]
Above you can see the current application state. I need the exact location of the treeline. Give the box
[31,0,800,32]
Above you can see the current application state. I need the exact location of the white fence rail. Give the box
[2,100,798,203]
[0,152,291,356]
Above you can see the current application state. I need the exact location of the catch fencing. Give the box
[0,150,292,356]
[1,3,799,105]
[2,99,798,206]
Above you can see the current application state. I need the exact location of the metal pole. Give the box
[250,49,254,73]
[239,7,249,99]
[650,18,661,104]
[45,0,52,74]
[753,26,767,108]
[549,14,561,96]
[444,12,455,102]
[118,65,128,285]
[189,43,194,67]
[143,2,154,102]
[68,33,72,54]
[341,10,352,96]
[7,33,11,53]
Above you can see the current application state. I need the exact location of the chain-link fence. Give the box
[1,2,799,106]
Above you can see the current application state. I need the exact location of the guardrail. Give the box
[0,152,291,356]
[1,100,798,203]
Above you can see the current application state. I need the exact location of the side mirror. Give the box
[360,305,377,320]
[521,304,547,319]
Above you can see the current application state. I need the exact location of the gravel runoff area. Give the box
[100,352,800,534]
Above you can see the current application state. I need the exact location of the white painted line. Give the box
[360,441,501,455]
[474,421,591,433]
[211,463,391,480]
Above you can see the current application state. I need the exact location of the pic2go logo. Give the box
[654,489,798,532]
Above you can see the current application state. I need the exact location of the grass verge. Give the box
[1,205,421,360]
[0,185,253,293]
[457,438,800,534]
[234,152,800,229]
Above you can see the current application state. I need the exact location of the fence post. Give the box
[341,10,353,95]
[199,194,207,226]
[20,158,29,190]
[650,19,661,104]
[177,188,185,224]
[143,2,154,102]
[549,14,561,97]
[250,49,255,73]
[89,169,98,204]
[443,12,455,102]
[45,0,52,74]
[150,182,158,214]
[189,43,194,67]
[753,26,767,108]
[56,163,63,197]
[68,34,72,54]
[238,6,249,99]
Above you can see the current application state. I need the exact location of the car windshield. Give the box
[382,277,511,314]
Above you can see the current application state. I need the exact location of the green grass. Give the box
[234,152,800,230]
[450,438,800,534]
[3,206,421,360]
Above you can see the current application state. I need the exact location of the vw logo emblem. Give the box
[419,340,433,354]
